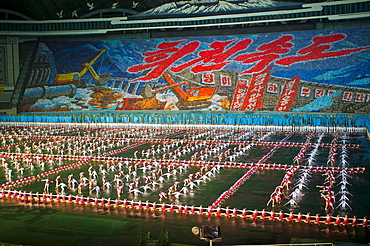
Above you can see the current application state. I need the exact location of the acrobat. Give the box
[42,179,53,193]
[321,193,334,211]
[57,182,68,194]
[267,194,281,207]
[336,194,352,210]
[130,188,143,196]
[91,185,101,195]
[116,186,124,198]
[284,198,299,208]
[159,191,167,201]
[103,181,112,190]
[141,184,153,192]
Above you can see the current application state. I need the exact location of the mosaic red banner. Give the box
[275,76,301,111]
[231,79,248,111]
[240,66,272,111]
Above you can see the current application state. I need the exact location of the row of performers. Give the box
[0,189,368,227]
[1,152,367,174]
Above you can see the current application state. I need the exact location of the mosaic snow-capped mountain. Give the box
[139,0,279,16]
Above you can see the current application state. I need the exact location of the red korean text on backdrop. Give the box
[170,39,252,73]
[233,35,294,74]
[128,34,370,81]
[127,40,199,81]
[276,34,370,65]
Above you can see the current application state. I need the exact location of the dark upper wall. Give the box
[0,0,331,20]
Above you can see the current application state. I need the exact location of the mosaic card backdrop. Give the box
[19,26,370,113]
[0,45,6,87]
